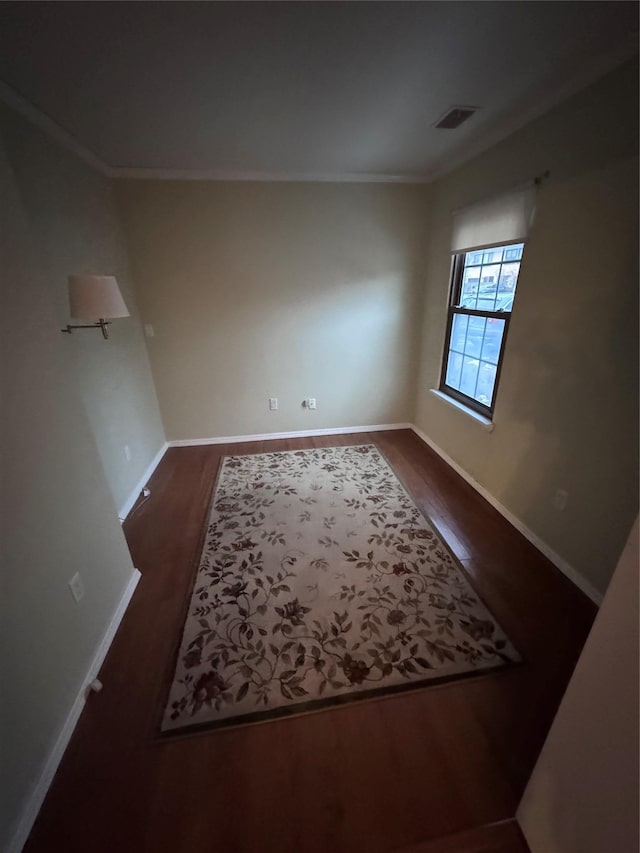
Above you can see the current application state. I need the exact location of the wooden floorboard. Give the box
[394,819,530,853]
[24,429,593,853]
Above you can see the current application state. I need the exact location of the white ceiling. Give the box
[0,2,637,181]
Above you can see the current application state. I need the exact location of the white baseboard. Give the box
[118,442,169,521]
[410,424,603,605]
[167,423,411,447]
[8,569,142,853]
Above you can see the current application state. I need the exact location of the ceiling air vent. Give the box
[434,106,478,130]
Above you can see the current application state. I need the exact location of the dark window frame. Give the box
[439,245,522,419]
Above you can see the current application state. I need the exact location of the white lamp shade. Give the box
[68,275,129,320]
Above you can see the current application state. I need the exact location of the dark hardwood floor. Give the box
[25,429,596,853]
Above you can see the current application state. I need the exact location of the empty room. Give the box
[1,2,638,852]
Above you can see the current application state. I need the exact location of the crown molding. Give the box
[0,87,426,184]
[110,167,432,184]
[0,85,431,184]
[2,41,635,187]
[0,80,111,175]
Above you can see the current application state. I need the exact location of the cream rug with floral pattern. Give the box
[162,445,519,733]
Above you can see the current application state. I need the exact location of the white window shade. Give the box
[451,185,536,254]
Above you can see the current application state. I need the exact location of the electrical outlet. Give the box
[124,445,132,462]
[307,398,317,410]
[143,324,155,338]
[269,397,278,411]
[69,572,85,604]
[553,488,568,511]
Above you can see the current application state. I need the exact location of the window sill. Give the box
[429,389,495,432]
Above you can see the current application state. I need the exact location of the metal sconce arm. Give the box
[61,319,111,339]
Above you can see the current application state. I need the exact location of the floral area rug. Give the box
[161,445,520,733]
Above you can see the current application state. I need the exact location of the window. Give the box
[439,242,524,418]
[440,183,536,419]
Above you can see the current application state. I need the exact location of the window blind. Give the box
[451,185,536,254]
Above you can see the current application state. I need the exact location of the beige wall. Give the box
[0,105,163,849]
[415,58,639,596]
[116,180,430,440]
[1,106,166,515]
[518,517,639,852]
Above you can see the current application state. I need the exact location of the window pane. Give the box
[477,264,500,311]
[450,313,468,351]
[475,361,498,407]
[498,262,519,300]
[445,351,463,388]
[459,357,479,398]
[444,314,505,407]
[503,243,524,261]
[482,246,504,264]
[480,318,505,364]
[465,316,486,358]
[466,251,483,267]
[460,267,480,307]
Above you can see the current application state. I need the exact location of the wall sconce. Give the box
[61,275,130,339]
